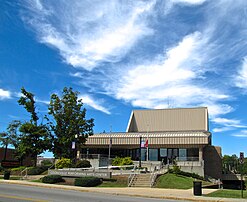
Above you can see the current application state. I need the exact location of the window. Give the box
[149,149,158,161]
[179,149,187,161]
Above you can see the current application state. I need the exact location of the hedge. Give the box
[74,176,102,187]
[169,168,204,180]
[74,160,91,168]
[42,175,64,184]
[27,166,49,175]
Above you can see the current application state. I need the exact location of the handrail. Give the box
[128,173,136,187]
[128,165,137,187]
[150,166,157,187]
[20,167,28,180]
[150,172,157,187]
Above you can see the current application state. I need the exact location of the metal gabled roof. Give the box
[126,107,208,133]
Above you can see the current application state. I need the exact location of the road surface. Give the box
[0,183,189,202]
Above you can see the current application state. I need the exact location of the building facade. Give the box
[83,107,222,179]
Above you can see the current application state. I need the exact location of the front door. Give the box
[167,148,178,164]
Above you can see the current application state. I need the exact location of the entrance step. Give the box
[130,174,151,187]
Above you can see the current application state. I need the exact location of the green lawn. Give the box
[206,189,247,199]
[155,173,195,189]
[98,176,128,187]
[98,180,127,187]
[155,173,211,189]
[0,176,21,180]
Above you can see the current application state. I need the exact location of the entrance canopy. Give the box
[84,131,211,149]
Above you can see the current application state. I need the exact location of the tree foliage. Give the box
[47,87,94,159]
[0,120,21,149]
[17,87,52,166]
[18,123,51,163]
[222,154,247,174]
[222,154,239,174]
[18,88,38,125]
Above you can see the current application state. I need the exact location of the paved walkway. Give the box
[0,179,246,202]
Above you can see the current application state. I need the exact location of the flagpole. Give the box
[146,124,149,162]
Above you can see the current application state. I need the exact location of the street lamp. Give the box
[73,134,79,164]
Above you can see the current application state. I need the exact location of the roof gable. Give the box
[126,107,208,132]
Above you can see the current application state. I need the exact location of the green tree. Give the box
[222,154,239,173]
[18,87,52,166]
[0,120,21,160]
[18,88,38,125]
[242,158,247,175]
[47,87,94,159]
[18,123,51,166]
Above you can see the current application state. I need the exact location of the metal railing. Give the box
[80,154,116,159]
[20,167,28,180]
[128,173,136,187]
[176,157,199,161]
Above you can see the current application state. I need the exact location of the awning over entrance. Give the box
[84,131,210,148]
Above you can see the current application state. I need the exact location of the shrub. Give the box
[11,166,26,172]
[74,176,102,187]
[42,175,64,184]
[112,157,122,166]
[27,166,49,175]
[55,158,72,169]
[112,157,133,166]
[75,160,91,168]
[41,159,53,166]
[168,168,204,180]
[121,157,133,166]
[172,165,181,175]
[0,166,4,172]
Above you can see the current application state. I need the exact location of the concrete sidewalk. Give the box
[0,179,246,202]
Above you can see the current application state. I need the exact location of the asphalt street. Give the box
[0,183,190,202]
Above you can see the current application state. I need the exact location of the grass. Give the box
[30,179,42,183]
[155,173,205,189]
[98,180,127,187]
[0,176,21,180]
[98,176,128,187]
[206,189,247,199]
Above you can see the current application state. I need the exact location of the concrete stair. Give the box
[130,174,151,187]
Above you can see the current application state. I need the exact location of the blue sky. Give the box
[1,0,247,157]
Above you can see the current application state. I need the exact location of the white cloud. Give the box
[35,99,50,105]
[232,130,247,138]
[211,117,247,133]
[79,95,110,115]
[22,0,155,70]
[212,127,233,133]
[212,117,246,128]
[206,104,233,118]
[23,0,245,122]
[104,32,230,117]
[0,89,11,100]
[236,57,247,88]
[171,0,207,5]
